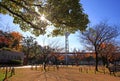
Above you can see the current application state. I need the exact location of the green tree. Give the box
[0,0,89,36]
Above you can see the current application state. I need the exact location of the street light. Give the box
[65,32,70,65]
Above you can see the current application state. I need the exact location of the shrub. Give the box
[9,60,22,65]
[0,60,22,65]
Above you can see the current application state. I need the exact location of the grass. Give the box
[0,68,13,81]
[0,69,6,81]
[0,73,4,81]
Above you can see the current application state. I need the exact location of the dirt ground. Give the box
[7,66,120,81]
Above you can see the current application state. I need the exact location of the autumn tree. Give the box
[0,30,12,48]
[0,0,89,36]
[37,39,65,70]
[80,22,119,71]
[0,32,7,48]
[39,45,54,71]
[39,37,64,62]
[0,31,23,50]
[100,42,120,67]
[9,31,22,50]
[57,55,65,63]
[71,49,81,66]
[47,39,65,65]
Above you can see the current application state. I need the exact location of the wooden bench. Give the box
[108,65,120,76]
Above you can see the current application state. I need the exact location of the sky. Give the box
[0,0,120,52]
[81,0,120,25]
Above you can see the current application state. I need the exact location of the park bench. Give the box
[108,65,120,76]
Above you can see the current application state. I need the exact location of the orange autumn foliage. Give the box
[100,43,106,48]
[58,55,65,61]
[0,36,11,45]
[10,32,23,51]
[85,53,91,58]
[10,32,22,41]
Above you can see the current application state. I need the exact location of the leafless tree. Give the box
[48,39,64,52]
[47,39,64,67]
[39,38,64,71]
[79,21,120,71]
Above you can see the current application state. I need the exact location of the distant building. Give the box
[0,50,24,64]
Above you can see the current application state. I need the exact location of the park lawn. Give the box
[7,66,120,81]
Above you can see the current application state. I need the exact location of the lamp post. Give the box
[65,32,70,65]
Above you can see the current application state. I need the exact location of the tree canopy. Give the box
[0,0,89,36]
[0,30,22,51]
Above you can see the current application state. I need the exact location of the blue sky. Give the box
[81,0,120,25]
[0,0,120,51]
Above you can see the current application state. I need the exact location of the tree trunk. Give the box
[75,60,78,66]
[24,49,30,65]
[43,62,46,72]
[95,52,99,71]
[43,55,47,71]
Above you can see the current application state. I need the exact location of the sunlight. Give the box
[40,14,46,21]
